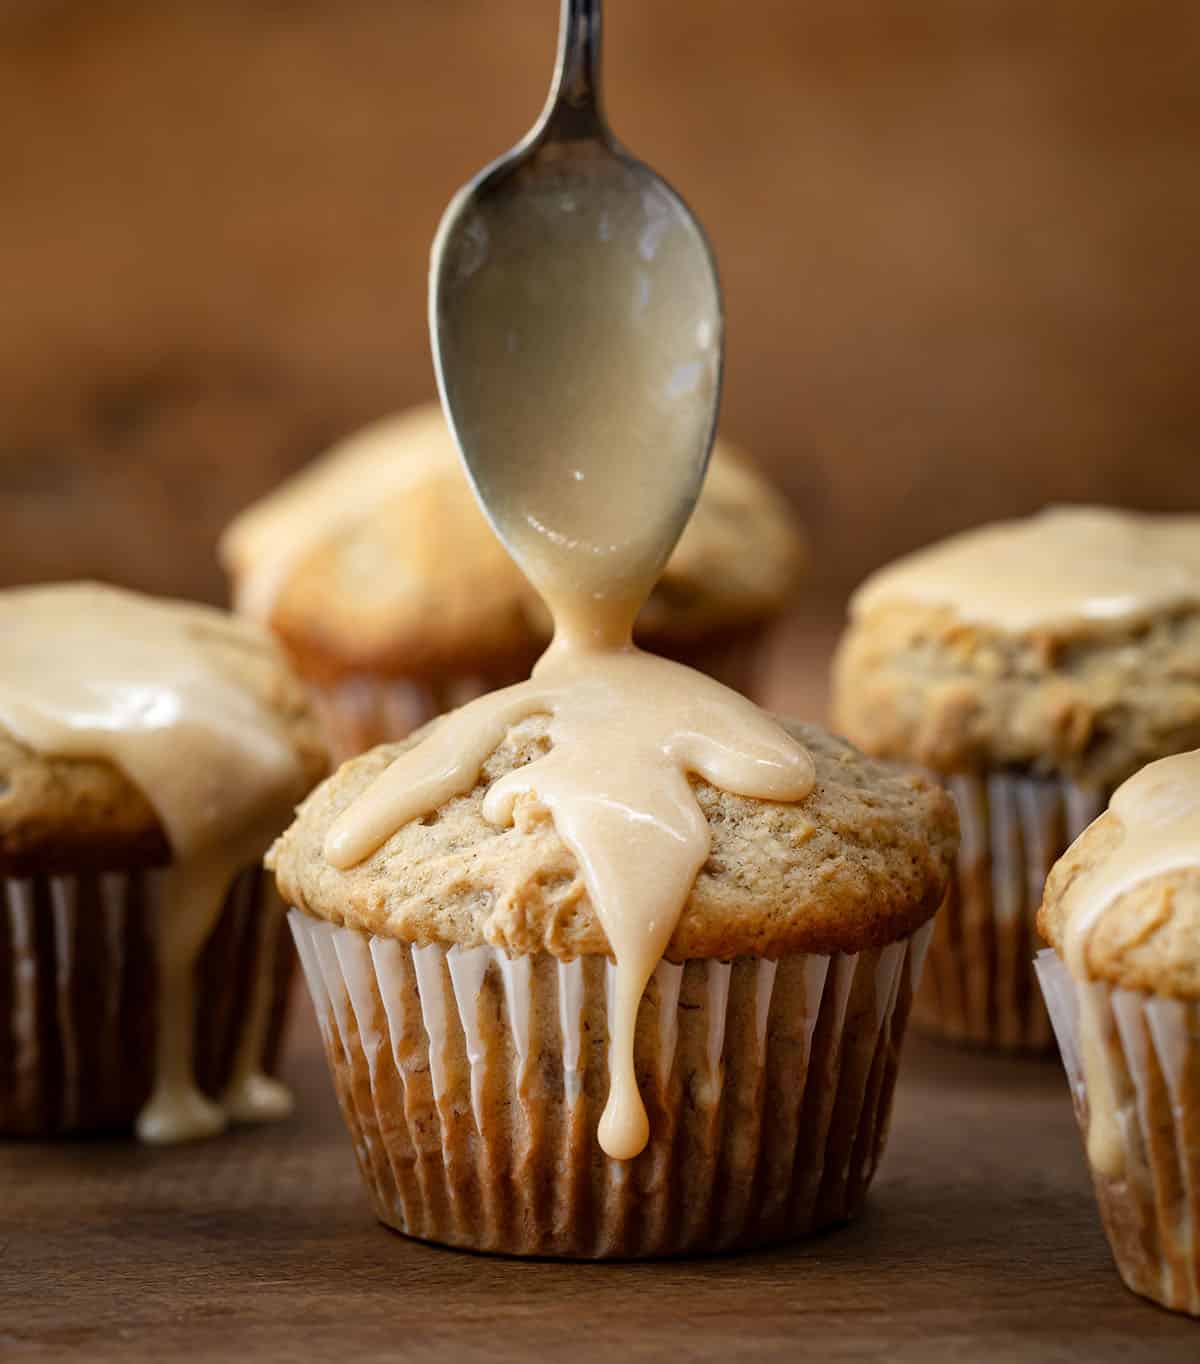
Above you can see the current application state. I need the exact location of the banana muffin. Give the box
[220,403,806,756]
[833,506,1200,1051]
[0,583,327,1141]
[1036,749,1200,1316]
[270,717,956,1258]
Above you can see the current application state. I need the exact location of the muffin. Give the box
[220,403,806,757]
[270,717,956,1258]
[1036,750,1200,1316]
[832,506,1200,1051]
[0,583,327,1141]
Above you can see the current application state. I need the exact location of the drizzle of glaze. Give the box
[0,583,307,1143]
[851,506,1200,634]
[1058,749,1200,1177]
[326,638,813,1160]
[220,888,295,1124]
[324,161,810,1161]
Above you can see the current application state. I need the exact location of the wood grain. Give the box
[3,1006,1196,1362]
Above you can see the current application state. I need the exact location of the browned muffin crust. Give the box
[0,733,171,875]
[270,719,957,961]
[1038,809,1200,1000]
[833,601,1200,788]
[0,608,328,876]
[266,467,540,686]
[227,410,806,685]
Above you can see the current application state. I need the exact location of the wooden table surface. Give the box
[5,1004,1196,1363]
[3,620,1197,1361]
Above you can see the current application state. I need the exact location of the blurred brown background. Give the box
[1,0,1198,612]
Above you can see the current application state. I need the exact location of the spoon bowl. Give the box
[430,0,723,623]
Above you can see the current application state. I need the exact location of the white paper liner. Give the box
[916,771,1105,1050]
[1035,949,1200,1316]
[291,910,933,1258]
[0,864,292,1136]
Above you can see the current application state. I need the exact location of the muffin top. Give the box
[219,402,806,683]
[270,716,957,961]
[832,507,1200,786]
[1039,750,1200,1000]
[0,584,327,875]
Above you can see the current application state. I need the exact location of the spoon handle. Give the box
[540,0,607,143]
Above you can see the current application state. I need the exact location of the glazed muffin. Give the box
[1036,750,1200,1316]
[220,403,806,757]
[832,507,1200,1051]
[0,583,327,1141]
[270,718,956,1258]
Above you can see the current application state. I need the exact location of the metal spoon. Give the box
[429,0,723,618]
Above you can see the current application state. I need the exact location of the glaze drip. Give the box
[327,645,813,1159]
[0,583,306,1142]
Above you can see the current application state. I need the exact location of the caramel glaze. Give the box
[0,584,306,1143]
[328,185,813,1159]
[852,506,1200,634]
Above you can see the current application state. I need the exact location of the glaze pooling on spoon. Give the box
[851,506,1200,634]
[1059,749,1200,1176]
[326,646,814,1160]
[434,164,721,626]
[0,583,306,1142]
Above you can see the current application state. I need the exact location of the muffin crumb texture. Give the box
[833,602,1200,787]
[271,718,956,960]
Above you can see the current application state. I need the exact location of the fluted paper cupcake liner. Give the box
[915,771,1106,1051]
[310,627,771,760]
[0,863,293,1136]
[291,910,932,1258]
[1036,949,1200,1316]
